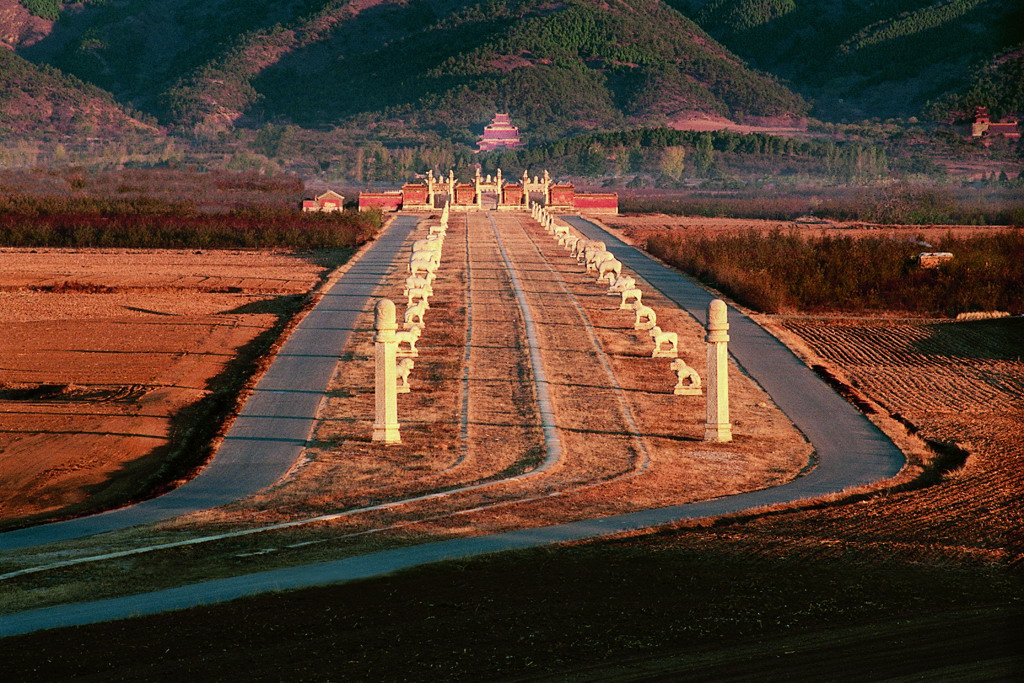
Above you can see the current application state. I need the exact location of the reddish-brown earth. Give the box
[0,248,326,528]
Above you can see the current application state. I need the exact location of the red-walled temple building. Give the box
[302,190,345,212]
[500,183,524,208]
[970,106,1020,144]
[477,113,524,152]
[454,183,478,205]
[547,183,575,210]
[401,182,431,209]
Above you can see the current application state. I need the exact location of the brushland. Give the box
[620,185,1024,225]
[0,195,381,249]
[668,0,1024,120]
[645,228,1024,316]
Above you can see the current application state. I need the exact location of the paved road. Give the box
[0,212,906,638]
[563,215,904,495]
[0,216,420,552]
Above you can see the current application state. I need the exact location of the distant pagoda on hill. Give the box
[477,113,523,152]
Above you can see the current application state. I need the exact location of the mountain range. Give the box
[0,0,1021,144]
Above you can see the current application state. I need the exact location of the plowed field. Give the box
[0,249,327,529]
[656,314,1023,567]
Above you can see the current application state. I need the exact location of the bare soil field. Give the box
[0,248,327,529]
[668,114,810,136]
[698,314,1024,566]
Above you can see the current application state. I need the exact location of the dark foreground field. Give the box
[1,538,1020,681]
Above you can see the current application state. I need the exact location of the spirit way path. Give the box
[0,215,422,552]
[0,212,904,637]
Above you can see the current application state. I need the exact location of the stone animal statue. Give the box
[632,303,657,331]
[404,301,427,330]
[404,275,433,298]
[671,358,702,395]
[571,238,593,260]
[609,274,635,295]
[406,286,430,308]
[409,253,439,277]
[620,287,642,309]
[598,258,621,285]
[395,326,421,357]
[588,249,614,273]
[412,237,442,254]
[582,241,607,266]
[649,326,678,358]
[396,358,415,393]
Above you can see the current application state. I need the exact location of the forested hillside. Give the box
[0,49,159,139]
[670,0,1024,120]
[11,0,807,142]
[924,45,1024,121]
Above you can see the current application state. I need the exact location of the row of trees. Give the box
[473,128,894,183]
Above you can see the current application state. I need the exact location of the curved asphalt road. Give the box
[0,213,905,637]
[0,216,421,552]
[563,215,904,494]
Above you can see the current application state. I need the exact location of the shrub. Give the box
[0,195,382,250]
[646,228,1024,316]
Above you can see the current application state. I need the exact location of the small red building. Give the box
[302,190,345,212]
[573,192,618,215]
[499,183,524,209]
[547,183,575,209]
[358,191,403,212]
[454,183,477,205]
[401,183,430,208]
[970,106,1020,144]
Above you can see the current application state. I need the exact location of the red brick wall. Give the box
[454,184,476,205]
[358,193,403,211]
[573,193,618,214]
[549,185,575,206]
[402,184,429,204]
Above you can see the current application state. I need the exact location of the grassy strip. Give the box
[646,229,1024,316]
[0,537,1018,680]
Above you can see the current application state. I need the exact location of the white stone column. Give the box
[704,299,732,442]
[373,298,401,444]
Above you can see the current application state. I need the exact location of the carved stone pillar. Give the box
[704,299,732,442]
[373,299,401,444]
